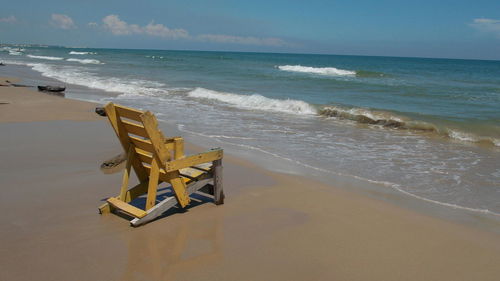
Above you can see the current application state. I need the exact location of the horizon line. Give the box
[1,41,499,63]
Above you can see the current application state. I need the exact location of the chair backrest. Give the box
[104,103,172,170]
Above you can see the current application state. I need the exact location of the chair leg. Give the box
[145,159,160,210]
[170,176,191,208]
[119,146,134,201]
[213,159,224,205]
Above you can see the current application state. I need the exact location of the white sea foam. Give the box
[278,65,356,76]
[66,58,103,64]
[27,55,64,61]
[69,51,96,55]
[27,63,167,96]
[447,130,476,142]
[1,47,23,55]
[12,59,499,217]
[187,87,317,115]
[178,125,499,217]
[447,129,500,147]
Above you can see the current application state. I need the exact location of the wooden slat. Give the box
[115,104,144,122]
[141,164,208,184]
[191,165,211,173]
[135,147,153,164]
[107,197,147,218]
[141,111,171,163]
[164,149,223,172]
[122,120,148,138]
[98,202,111,214]
[164,142,175,152]
[169,173,191,207]
[104,103,148,181]
[130,136,154,152]
[179,167,206,179]
[173,137,184,159]
[164,137,181,158]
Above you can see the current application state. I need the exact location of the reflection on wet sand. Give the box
[122,214,222,281]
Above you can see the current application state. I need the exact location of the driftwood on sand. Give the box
[95,107,107,117]
[37,85,66,92]
[100,153,127,174]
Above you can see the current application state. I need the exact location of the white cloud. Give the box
[0,15,17,23]
[99,14,289,47]
[144,21,189,39]
[50,14,76,29]
[87,22,98,28]
[198,34,288,47]
[102,15,188,38]
[470,18,500,36]
[102,15,140,35]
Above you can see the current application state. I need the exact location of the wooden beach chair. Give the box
[98,102,224,226]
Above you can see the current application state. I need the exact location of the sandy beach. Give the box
[1,77,500,281]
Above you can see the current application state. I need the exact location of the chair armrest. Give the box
[164,148,223,172]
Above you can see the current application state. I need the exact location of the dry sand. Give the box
[1,78,499,281]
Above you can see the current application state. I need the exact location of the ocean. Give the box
[1,45,499,216]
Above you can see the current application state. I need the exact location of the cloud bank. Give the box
[99,14,288,47]
[470,18,500,36]
[102,15,189,39]
[50,14,76,29]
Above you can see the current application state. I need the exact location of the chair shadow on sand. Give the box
[99,184,215,224]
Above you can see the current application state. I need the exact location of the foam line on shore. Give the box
[178,124,500,217]
[26,55,64,61]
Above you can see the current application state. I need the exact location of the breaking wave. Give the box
[1,47,23,56]
[16,60,499,148]
[66,58,103,64]
[187,87,317,115]
[26,63,167,96]
[278,65,356,76]
[319,106,500,146]
[27,55,64,61]
[277,65,388,78]
[69,51,96,55]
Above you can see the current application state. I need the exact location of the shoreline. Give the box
[1,75,500,280]
[1,62,499,221]
[3,62,500,224]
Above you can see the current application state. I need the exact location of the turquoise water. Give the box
[1,45,499,215]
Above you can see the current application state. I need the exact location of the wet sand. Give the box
[1,78,499,281]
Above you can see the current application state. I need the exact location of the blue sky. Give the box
[1,0,499,60]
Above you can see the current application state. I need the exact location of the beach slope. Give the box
[1,79,499,281]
